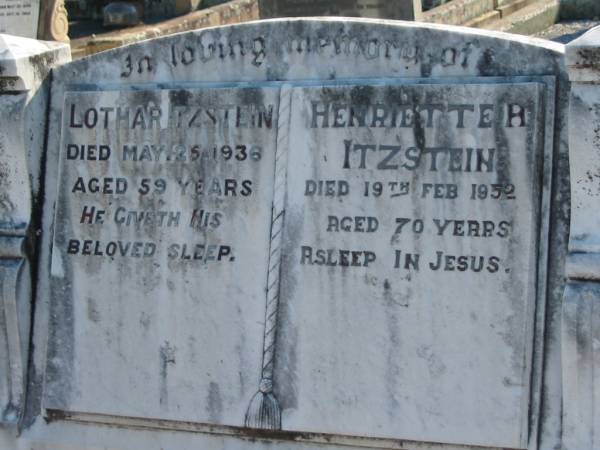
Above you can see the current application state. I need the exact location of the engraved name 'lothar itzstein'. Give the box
[67,102,275,129]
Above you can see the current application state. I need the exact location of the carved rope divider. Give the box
[244,86,292,430]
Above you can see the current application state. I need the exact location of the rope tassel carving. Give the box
[244,377,280,430]
[244,87,292,431]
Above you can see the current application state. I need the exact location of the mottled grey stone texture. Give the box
[562,25,600,450]
[0,34,69,426]
[0,0,40,38]
[0,18,573,450]
[258,0,422,20]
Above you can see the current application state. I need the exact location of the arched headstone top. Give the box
[56,18,565,87]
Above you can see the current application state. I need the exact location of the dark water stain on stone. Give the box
[477,48,498,76]
[169,89,192,107]
[384,284,401,417]
[206,381,223,422]
[273,209,301,411]
[86,297,100,323]
[159,341,176,409]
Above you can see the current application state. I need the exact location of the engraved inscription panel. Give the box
[276,82,545,448]
[45,87,279,425]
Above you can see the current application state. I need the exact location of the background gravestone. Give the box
[278,81,547,447]
[0,19,571,450]
[258,0,423,20]
[562,26,600,450]
[0,0,68,42]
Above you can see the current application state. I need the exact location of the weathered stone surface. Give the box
[45,87,278,425]
[276,81,548,448]
[562,282,600,450]
[421,0,495,26]
[37,0,68,42]
[0,34,67,96]
[562,25,600,450]
[0,19,568,450]
[0,0,40,39]
[0,34,69,426]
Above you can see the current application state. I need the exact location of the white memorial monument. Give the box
[0,17,598,450]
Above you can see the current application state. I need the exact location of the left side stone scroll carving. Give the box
[37,0,69,43]
[0,35,70,426]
